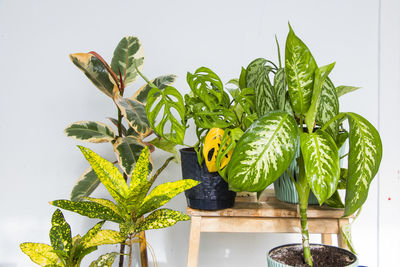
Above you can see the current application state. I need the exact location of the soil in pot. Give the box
[269,244,357,267]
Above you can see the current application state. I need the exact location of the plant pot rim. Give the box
[267,243,358,267]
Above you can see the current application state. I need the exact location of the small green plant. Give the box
[20,209,124,266]
[226,25,382,265]
[51,146,199,266]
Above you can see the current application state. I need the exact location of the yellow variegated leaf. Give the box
[78,146,129,205]
[203,128,232,172]
[49,209,72,254]
[81,221,104,246]
[70,53,119,99]
[137,179,199,217]
[90,252,120,267]
[83,230,126,248]
[20,243,60,266]
[85,197,121,217]
[135,209,190,232]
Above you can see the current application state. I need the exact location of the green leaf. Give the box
[316,78,340,141]
[138,179,200,217]
[70,53,119,99]
[274,68,286,110]
[338,168,348,189]
[81,221,105,248]
[82,230,125,248]
[133,74,177,104]
[85,198,121,217]
[90,252,120,267]
[254,66,278,117]
[78,146,129,205]
[245,58,267,88]
[146,86,186,144]
[344,112,382,216]
[111,36,144,86]
[300,130,340,204]
[186,67,224,110]
[49,209,72,254]
[239,67,247,89]
[148,135,179,162]
[336,86,361,97]
[341,223,356,254]
[285,25,317,115]
[50,200,124,223]
[64,121,116,143]
[116,97,151,135]
[135,209,190,232]
[71,168,100,202]
[113,136,144,176]
[336,131,349,150]
[325,190,344,208]
[127,147,152,210]
[305,63,336,133]
[227,111,298,192]
[20,243,60,266]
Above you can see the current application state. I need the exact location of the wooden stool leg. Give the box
[321,234,332,245]
[139,231,149,267]
[338,218,350,249]
[187,216,201,267]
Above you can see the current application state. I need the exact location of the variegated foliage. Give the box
[51,146,199,237]
[67,36,179,201]
[227,111,298,192]
[20,209,124,267]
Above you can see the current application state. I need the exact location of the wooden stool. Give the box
[186,190,350,267]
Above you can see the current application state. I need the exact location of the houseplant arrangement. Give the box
[225,25,382,266]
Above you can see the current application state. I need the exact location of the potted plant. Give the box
[50,146,199,266]
[20,209,125,266]
[225,25,382,266]
[143,66,264,210]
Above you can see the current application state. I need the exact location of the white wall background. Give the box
[0,0,398,266]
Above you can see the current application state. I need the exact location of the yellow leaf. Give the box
[203,128,232,172]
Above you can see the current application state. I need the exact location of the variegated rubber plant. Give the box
[20,209,125,266]
[51,146,199,267]
[226,25,382,266]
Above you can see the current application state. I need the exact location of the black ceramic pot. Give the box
[180,148,236,210]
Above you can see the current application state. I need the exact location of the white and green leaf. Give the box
[245,58,267,88]
[113,136,144,176]
[274,68,286,110]
[227,111,298,192]
[70,167,100,202]
[111,36,144,86]
[300,130,340,204]
[344,113,382,216]
[336,85,361,97]
[254,66,278,117]
[285,25,317,115]
[64,121,116,143]
[133,74,177,104]
[116,97,151,135]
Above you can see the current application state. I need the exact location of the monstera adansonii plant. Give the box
[226,25,382,266]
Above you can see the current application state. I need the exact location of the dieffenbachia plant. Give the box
[66,36,178,202]
[51,146,199,266]
[226,25,382,266]
[20,209,124,267]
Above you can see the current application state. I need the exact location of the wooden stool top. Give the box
[187,189,346,219]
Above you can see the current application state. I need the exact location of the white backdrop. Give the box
[0,0,398,266]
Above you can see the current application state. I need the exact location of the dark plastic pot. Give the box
[180,148,236,210]
[267,244,358,267]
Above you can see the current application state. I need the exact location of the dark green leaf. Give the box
[113,136,144,176]
[116,97,151,135]
[49,209,72,254]
[70,167,100,202]
[64,121,116,143]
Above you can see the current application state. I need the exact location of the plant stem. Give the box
[149,156,175,184]
[128,234,134,267]
[119,242,126,267]
[299,191,312,266]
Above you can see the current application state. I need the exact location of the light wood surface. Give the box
[186,189,351,267]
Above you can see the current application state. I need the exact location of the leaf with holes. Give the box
[300,130,340,204]
[133,74,177,104]
[70,53,119,99]
[227,111,298,192]
[70,167,100,201]
[216,128,244,180]
[116,97,150,135]
[146,86,186,145]
[50,200,124,223]
[113,136,144,176]
[305,63,335,133]
[344,112,382,216]
[135,209,190,232]
[20,243,61,266]
[64,121,116,143]
[49,209,73,254]
[78,146,129,205]
[111,36,144,86]
[285,25,317,115]
[187,67,224,109]
[137,179,199,217]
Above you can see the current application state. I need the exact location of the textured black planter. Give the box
[180,148,236,210]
